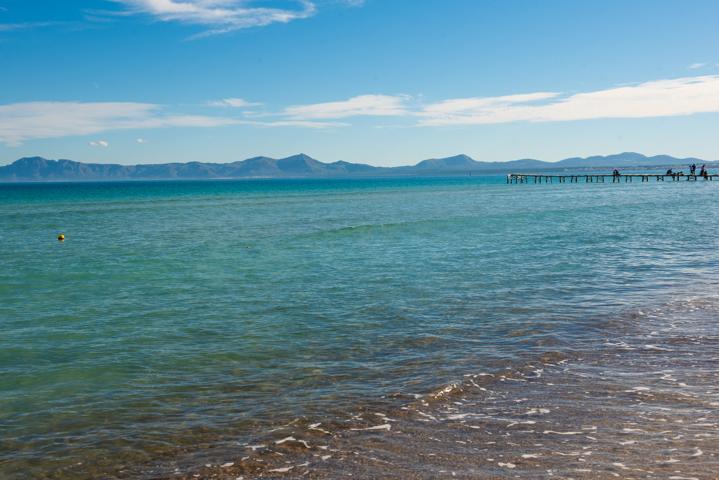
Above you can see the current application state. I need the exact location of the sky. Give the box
[1,0,719,166]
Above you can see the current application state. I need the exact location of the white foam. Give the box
[309,423,331,434]
[523,408,550,416]
[446,413,474,420]
[268,466,293,473]
[350,424,391,431]
[507,420,536,427]
[415,411,438,421]
[644,344,672,351]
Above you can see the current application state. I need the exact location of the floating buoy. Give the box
[57,234,65,242]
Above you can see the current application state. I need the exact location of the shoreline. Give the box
[5,296,719,479]
[126,298,719,479]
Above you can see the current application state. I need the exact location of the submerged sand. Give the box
[138,298,719,479]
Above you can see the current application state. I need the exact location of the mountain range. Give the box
[0,152,715,182]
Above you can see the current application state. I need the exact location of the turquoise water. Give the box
[2,176,719,478]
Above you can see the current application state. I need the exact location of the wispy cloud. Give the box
[89,140,110,147]
[114,0,317,36]
[0,102,237,146]
[420,92,559,118]
[6,75,719,145]
[688,62,707,70]
[136,137,148,143]
[208,97,263,108]
[283,94,410,119]
[332,0,365,6]
[418,75,719,126]
[276,76,719,126]
[239,119,348,128]
[0,21,62,32]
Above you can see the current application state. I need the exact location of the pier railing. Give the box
[507,173,716,184]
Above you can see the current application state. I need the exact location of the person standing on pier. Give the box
[700,165,707,177]
[613,169,620,178]
[690,164,696,175]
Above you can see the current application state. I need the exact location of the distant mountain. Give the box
[555,152,706,168]
[0,154,388,181]
[0,152,715,182]
[413,154,479,170]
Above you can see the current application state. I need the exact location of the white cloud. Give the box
[0,21,60,32]
[208,97,262,108]
[6,75,719,145]
[115,0,317,36]
[688,62,707,70]
[418,75,719,126]
[283,94,410,119]
[421,92,559,117]
[89,140,110,147]
[239,119,348,128]
[0,102,237,146]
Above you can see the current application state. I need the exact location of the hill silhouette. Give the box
[0,152,714,181]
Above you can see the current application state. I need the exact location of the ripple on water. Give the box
[2,178,719,479]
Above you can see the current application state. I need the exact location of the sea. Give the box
[1,175,718,479]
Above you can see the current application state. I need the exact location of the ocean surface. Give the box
[1,176,718,479]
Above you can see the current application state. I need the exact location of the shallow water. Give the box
[1,176,718,479]
[186,295,718,479]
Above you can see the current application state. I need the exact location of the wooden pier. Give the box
[507,173,717,184]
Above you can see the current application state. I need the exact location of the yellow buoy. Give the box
[57,234,65,242]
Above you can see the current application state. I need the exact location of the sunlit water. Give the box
[1,176,718,479]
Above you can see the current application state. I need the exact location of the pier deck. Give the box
[507,173,717,184]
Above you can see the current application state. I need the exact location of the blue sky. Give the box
[1,0,719,166]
